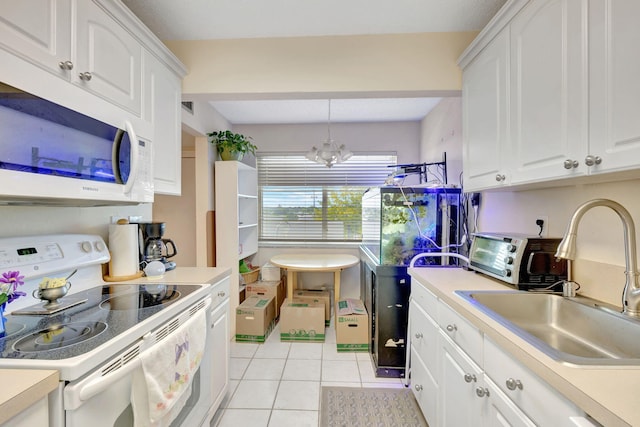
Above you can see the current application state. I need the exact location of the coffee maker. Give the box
[137,222,178,271]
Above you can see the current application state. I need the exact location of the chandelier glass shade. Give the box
[306,100,353,168]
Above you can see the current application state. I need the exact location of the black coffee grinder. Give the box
[137,222,178,271]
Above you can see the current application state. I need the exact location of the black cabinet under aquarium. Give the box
[360,186,462,377]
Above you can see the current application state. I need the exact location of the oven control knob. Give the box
[94,241,106,252]
[504,269,512,278]
[81,241,93,253]
[507,244,517,253]
[504,256,514,265]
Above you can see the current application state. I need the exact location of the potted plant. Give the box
[207,130,257,161]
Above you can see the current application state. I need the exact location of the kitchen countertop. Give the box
[409,267,639,427]
[0,369,58,424]
[127,266,231,286]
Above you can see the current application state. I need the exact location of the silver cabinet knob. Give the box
[505,378,523,391]
[414,332,423,339]
[585,155,602,166]
[475,387,490,398]
[563,159,579,169]
[495,174,506,182]
[414,384,423,392]
[464,373,477,383]
[58,60,74,70]
[445,324,457,332]
[217,291,226,297]
[79,72,92,81]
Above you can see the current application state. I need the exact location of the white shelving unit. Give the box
[214,161,258,329]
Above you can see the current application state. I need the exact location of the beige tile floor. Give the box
[211,316,405,427]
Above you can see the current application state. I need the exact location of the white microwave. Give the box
[0,81,153,206]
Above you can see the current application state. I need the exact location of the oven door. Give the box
[61,300,213,427]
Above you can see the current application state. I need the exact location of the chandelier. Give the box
[305,99,353,168]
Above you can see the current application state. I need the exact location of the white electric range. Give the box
[0,234,214,427]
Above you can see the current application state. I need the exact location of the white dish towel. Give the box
[131,308,207,427]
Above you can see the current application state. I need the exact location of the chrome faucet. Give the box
[555,199,640,316]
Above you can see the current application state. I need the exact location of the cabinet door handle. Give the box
[505,378,523,391]
[475,387,490,398]
[446,324,457,332]
[563,159,579,169]
[464,373,477,383]
[585,155,602,166]
[79,72,93,81]
[58,60,74,70]
[414,384,423,392]
[218,291,226,297]
[495,174,506,182]
[414,332,423,339]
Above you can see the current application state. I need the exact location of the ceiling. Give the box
[123,0,507,124]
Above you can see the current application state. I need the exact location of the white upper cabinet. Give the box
[462,29,510,190]
[75,1,142,116]
[144,50,182,195]
[460,0,640,192]
[509,0,588,184]
[0,0,72,79]
[588,0,640,174]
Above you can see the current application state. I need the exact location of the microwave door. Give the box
[111,121,140,195]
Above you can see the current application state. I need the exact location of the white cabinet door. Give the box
[0,397,49,427]
[0,0,72,79]
[588,0,640,174]
[509,0,588,184]
[144,51,182,195]
[439,332,483,427]
[462,29,510,192]
[75,0,142,116]
[483,377,536,427]
[409,299,440,425]
[410,348,438,426]
[210,299,230,411]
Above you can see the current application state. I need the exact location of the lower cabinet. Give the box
[210,299,230,411]
[0,397,49,427]
[409,283,600,427]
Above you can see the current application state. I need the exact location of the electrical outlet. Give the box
[536,215,549,237]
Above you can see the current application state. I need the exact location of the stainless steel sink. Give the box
[455,290,640,366]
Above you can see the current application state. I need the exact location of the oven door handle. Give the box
[64,357,142,410]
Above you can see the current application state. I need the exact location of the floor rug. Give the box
[320,386,429,427]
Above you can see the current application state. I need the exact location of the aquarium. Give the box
[361,186,462,266]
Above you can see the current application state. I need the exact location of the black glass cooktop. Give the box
[0,283,202,360]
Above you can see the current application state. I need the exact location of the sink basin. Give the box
[455,290,640,366]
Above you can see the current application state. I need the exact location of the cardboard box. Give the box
[246,279,285,318]
[293,289,331,326]
[235,295,276,343]
[261,262,282,281]
[279,299,325,342]
[335,299,369,352]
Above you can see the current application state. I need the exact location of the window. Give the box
[258,153,397,242]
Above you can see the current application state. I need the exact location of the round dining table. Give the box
[269,253,360,303]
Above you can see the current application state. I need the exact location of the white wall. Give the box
[420,97,463,187]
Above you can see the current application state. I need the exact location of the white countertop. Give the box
[126,266,231,286]
[0,369,58,425]
[409,267,639,427]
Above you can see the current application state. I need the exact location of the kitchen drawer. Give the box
[210,276,231,309]
[484,337,591,427]
[410,281,438,319]
[409,299,439,373]
[438,301,483,364]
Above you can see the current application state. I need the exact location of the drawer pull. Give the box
[79,72,93,81]
[446,324,457,332]
[495,174,506,182]
[475,387,490,398]
[414,384,423,392]
[464,373,477,383]
[506,378,523,391]
[218,291,226,297]
[415,332,423,339]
